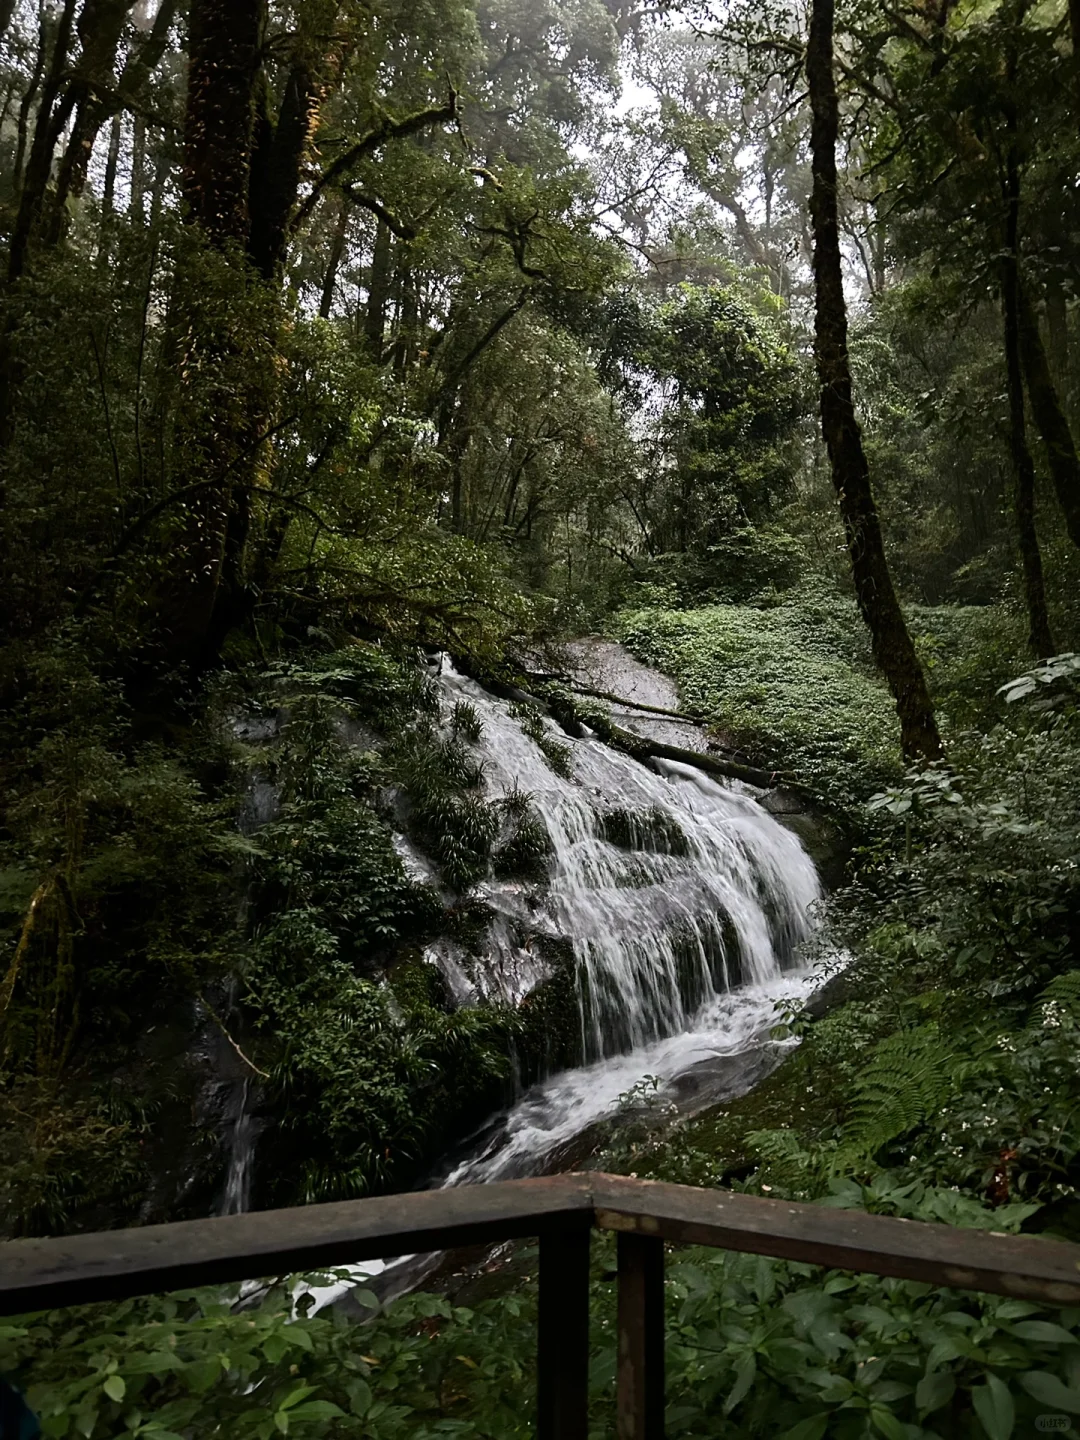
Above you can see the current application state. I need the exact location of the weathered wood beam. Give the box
[538,1228,591,1440]
[617,1232,665,1440]
[593,1176,1080,1306]
[0,1176,594,1316]
[4,1174,1080,1320]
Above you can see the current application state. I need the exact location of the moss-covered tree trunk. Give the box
[1019,286,1080,551]
[155,0,265,674]
[1001,89,1055,658]
[806,0,943,762]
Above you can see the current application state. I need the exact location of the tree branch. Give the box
[340,183,415,239]
[291,88,458,231]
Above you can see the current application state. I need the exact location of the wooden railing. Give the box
[3,1174,1080,1440]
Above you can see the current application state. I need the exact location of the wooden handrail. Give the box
[3,1173,1080,1440]
[0,1174,594,1314]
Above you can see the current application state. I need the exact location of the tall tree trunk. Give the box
[319,197,348,318]
[12,19,49,195]
[98,110,122,259]
[130,113,146,219]
[182,0,262,246]
[393,264,418,369]
[1020,286,1080,551]
[45,0,137,247]
[248,52,327,281]
[364,219,391,358]
[0,0,77,455]
[806,0,942,762]
[8,0,79,285]
[51,0,177,240]
[155,0,264,674]
[1003,159,1056,656]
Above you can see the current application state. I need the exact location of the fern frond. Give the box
[841,1023,953,1161]
[1031,970,1080,1026]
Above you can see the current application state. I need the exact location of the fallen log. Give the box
[605,720,799,792]
[565,684,704,723]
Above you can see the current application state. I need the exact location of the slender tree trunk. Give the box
[130,113,146,219]
[364,219,391,358]
[1003,167,1056,656]
[806,0,942,761]
[1020,286,1080,550]
[46,0,136,246]
[13,20,49,194]
[319,198,348,319]
[97,110,122,264]
[8,0,79,285]
[393,264,418,369]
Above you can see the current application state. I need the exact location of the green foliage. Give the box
[388,720,499,891]
[508,701,573,778]
[16,1243,1080,1440]
[616,589,900,803]
[236,653,528,1203]
[602,283,809,557]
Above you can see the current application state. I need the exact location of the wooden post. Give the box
[617,1232,665,1440]
[538,1226,591,1440]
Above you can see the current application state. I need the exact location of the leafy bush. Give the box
[616,591,900,804]
[12,1241,1080,1439]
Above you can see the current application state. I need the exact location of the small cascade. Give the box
[435,662,820,1064]
[220,1077,256,1216]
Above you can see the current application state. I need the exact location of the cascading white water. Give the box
[304,657,826,1310]
[221,1077,256,1216]
[434,662,820,1065]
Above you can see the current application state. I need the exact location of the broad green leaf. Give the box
[285,1402,347,1420]
[870,1404,907,1440]
[278,1386,315,1411]
[348,1378,372,1416]
[778,1414,830,1440]
[916,1371,955,1414]
[724,1352,757,1413]
[1019,1371,1080,1413]
[972,1372,1014,1440]
[103,1374,126,1402]
[1009,1321,1078,1346]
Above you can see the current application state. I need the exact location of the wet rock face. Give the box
[565,637,849,888]
[564,636,710,752]
[184,646,828,1217]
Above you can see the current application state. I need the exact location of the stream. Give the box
[280,644,827,1311]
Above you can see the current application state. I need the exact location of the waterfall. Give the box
[435,662,821,1065]
[220,1077,256,1216]
[304,656,827,1309]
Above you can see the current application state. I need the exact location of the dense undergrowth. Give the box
[6,607,1080,1439]
[0,636,583,1232]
